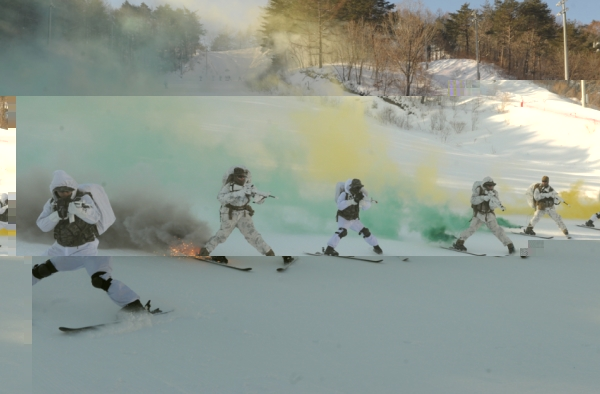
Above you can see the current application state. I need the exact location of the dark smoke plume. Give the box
[18,168,212,254]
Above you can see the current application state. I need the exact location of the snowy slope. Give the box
[1,258,32,394]
[32,242,600,394]
[427,59,508,89]
[17,87,600,256]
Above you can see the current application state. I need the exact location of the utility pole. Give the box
[556,0,569,81]
[472,10,481,81]
[48,1,55,46]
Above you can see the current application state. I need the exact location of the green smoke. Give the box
[406,203,471,243]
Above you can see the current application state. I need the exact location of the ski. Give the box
[440,247,486,256]
[59,322,118,332]
[398,257,409,261]
[576,225,600,231]
[304,252,383,263]
[511,232,554,239]
[277,257,298,272]
[193,256,252,271]
[59,309,173,333]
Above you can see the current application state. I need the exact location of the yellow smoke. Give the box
[556,181,600,219]
[292,98,401,192]
[413,150,454,204]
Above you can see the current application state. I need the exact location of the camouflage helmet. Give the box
[348,178,364,194]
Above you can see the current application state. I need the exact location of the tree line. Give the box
[0,0,205,74]
[441,0,600,80]
[260,0,600,95]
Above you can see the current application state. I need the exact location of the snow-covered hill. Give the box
[17,85,600,256]
[163,50,509,96]
[31,243,600,394]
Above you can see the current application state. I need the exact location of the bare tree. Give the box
[334,19,374,83]
[384,1,436,95]
[286,0,347,68]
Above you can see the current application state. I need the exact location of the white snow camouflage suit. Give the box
[203,166,272,255]
[32,257,139,308]
[33,170,138,307]
[37,170,103,255]
[327,179,379,249]
[458,177,512,246]
[528,184,567,231]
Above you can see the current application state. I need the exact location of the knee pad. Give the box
[32,260,58,280]
[359,227,371,238]
[91,272,113,292]
[335,228,348,238]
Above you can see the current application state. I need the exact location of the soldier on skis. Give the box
[453,176,515,254]
[524,176,569,236]
[323,178,382,256]
[585,212,600,227]
[197,166,283,262]
[33,170,145,312]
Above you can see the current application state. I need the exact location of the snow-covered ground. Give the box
[1,258,32,394]
[32,242,600,394]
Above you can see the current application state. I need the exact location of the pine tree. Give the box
[445,3,473,56]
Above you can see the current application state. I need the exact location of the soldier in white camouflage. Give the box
[524,175,568,236]
[453,176,515,254]
[323,179,382,256]
[32,170,144,313]
[197,166,276,262]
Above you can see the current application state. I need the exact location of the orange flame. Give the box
[169,241,199,256]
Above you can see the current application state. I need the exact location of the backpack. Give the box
[334,181,346,202]
[470,181,504,213]
[77,184,115,235]
[525,183,540,209]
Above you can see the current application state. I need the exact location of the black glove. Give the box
[55,199,69,220]
[353,193,364,203]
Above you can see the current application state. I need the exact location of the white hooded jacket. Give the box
[216,165,257,214]
[336,179,371,212]
[36,170,101,232]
